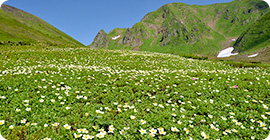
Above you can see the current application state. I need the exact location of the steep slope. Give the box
[0,4,83,46]
[90,0,269,56]
[233,10,270,53]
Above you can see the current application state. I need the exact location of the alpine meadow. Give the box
[0,0,270,140]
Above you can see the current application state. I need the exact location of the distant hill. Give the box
[0,4,83,46]
[90,0,269,56]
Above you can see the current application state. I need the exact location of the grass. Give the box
[0,5,83,47]
[0,45,269,139]
[233,11,270,53]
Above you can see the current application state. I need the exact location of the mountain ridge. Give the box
[90,0,269,57]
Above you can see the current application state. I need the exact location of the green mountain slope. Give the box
[90,0,269,56]
[233,10,270,53]
[0,4,83,46]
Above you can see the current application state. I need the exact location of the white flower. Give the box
[82,128,89,133]
[124,127,130,130]
[42,138,51,140]
[149,133,155,137]
[139,129,147,135]
[74,133,82,138]
[201,132,209,139]
[9,125,14,129]
[108,128,114,133]
[159,130,166,135]
[77,128,84,133]
[0,120,5,125]
[140,119,146,124]
[96,133,104,138]
[52,122,59,127]
[119,130,126,135]
[171,127,179,132]
[130,115,136,119]
[109,125,114,130]
[260,122,266,127]
[159,104,164,108]
[21,119,27,124]
[157,127,164,132]
[82,134,90,140]
[31,123,37,126]
[64,124,71,129]
[149,128,157,134]
[261,115,267,119]
[44,124,48,127]
[221,116,227,121]
[171,113,177,117]
[184,128,189,134]
[26,107,31,111]
[229,112,235,115]
[96,110,104,114]
[201,132,206,137]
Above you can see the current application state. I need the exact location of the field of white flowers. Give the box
[0,46,269,139]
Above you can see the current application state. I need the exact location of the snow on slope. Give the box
[0,0,8,8]
[112,35,121,40]
[248,53,259,58]
[217,47,238,58]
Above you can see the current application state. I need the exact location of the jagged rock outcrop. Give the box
[91,29,108,48]
[122,28,144,47]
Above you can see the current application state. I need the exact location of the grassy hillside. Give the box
[0,45,269,139]
[0,5,83,47]
[233,10,270,53]
[90,0,269,56]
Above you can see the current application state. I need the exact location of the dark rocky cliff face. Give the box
[91,30,108,48]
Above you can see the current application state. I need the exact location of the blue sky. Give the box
[4,0,234,45]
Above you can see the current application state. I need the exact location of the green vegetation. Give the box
[234,11,270,53]
[0,5,83,47]
[0,45,269,139]
[90,0,269,57]
[0,1,269,139]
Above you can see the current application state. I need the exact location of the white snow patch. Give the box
[248,53,259,58]
[112,35,121,40]
[263,0,270,6]
[231,39,236,41]
[217,47,238,58]
[0,0,8,8]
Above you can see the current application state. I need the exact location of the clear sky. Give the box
[4,0,234,45]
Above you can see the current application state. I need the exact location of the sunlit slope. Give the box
[90,0,269,56]
[0,5,83,46]
[233,11,270,53]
